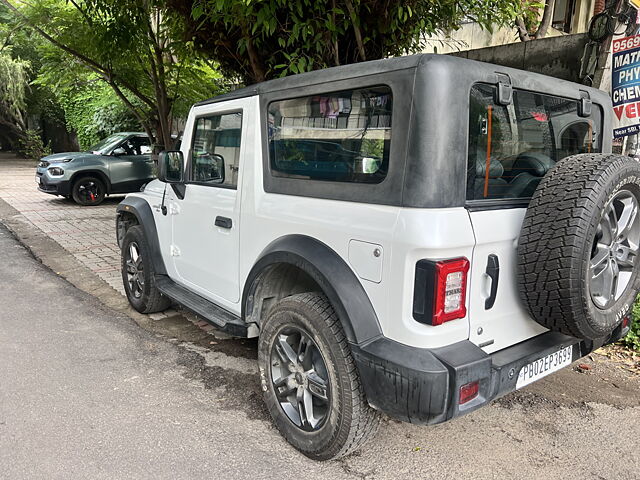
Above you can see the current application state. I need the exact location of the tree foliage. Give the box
[50,80,142,149]
[19,128,52,160]
[2,0,223,150]
[0,53,28,126]
[167,0,531,84]
[0,3,29,147]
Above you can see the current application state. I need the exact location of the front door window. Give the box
[191,113,242,188]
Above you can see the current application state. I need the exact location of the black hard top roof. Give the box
[195,55,425,106]
[194,53,606,108]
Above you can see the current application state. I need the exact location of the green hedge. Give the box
[58,83,140,150]
[625,299,640,351]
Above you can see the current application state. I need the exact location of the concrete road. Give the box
[0,223,639,480]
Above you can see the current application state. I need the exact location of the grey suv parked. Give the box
[36,132,154,206]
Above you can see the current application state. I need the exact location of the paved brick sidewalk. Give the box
[0,153,235,334]
[0,156,128,295]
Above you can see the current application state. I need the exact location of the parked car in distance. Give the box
[36,132,155,206]
[116,55,636,460]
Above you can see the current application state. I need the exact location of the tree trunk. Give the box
[245,35,267,84]
[0,117,27,151]
[516,17,532,41]
[516,0,556,42]
[344,0,366,61]
[535,0,556,38]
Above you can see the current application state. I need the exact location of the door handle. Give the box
[485,254,499,310]
[215,216,232,229]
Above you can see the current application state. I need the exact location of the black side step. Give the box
[155,275,248,337]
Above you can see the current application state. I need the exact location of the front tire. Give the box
[72,176,106,206]
[258,293,380,460]
[121,225,170,314]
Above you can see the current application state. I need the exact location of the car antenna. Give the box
[160,183,168,216]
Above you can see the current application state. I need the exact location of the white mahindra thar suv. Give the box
[116,54,637,460]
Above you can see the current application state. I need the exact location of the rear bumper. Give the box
[352,327,627,425]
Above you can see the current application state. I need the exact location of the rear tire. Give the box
[258,292,380,460]
[518,154,640,339]
[121,225,170,314]
[72,176,106,206]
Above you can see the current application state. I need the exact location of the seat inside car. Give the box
[473,157,509,199]
[504,152,555,199]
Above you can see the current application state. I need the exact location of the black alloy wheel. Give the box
[270,326,331,431]
[124,241,145,300]
[258,292,380,460]
[72,176,106,206]
[120,225,170,313]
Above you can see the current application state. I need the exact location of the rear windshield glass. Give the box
[267,86,392,184]
[467,84,602,201]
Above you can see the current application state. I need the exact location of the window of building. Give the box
[268,86,392,184]
[552,0,577,33]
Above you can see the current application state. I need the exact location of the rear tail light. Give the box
[459,381,479,405]
[622,316,630,329]
[434,258,470,325]
[413,257,470,326]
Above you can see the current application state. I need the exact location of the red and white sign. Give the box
[612,35,640,137]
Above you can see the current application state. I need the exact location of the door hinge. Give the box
[170,245,181,257]
[169,203,180,215]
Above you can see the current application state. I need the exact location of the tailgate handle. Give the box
[485,254,499,310]
[215,216,232,229]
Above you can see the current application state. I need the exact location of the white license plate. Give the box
[516,345,574,389]
[35,175,40,184]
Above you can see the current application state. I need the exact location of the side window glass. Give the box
[116,138,150,156]
[467,84,602,201]
[191,112,242,187]
[117,139,135,156]
[132,137,151,155]
[267,86,392,184]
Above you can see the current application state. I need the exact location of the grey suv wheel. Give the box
[258,292,380,460]
[72,176,106,206]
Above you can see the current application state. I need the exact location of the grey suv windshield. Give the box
[89,134,129,155]
[467,84,602,201]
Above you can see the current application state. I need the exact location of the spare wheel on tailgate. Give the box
[517,153,640,340]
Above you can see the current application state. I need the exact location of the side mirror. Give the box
[112,147,126,156]
[210,153,225,183]
[158,150,184,183]
[197,152,225,183]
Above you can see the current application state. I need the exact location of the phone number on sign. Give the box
[613,35,640,53]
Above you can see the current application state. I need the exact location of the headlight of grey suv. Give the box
[48,166,64,176]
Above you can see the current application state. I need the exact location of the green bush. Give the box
[57,83,141,150]
[19,129,52,160]
[624,299,640,351]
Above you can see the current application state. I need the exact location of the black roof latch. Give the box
[578,90,592,118]
[496,73,513,106]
